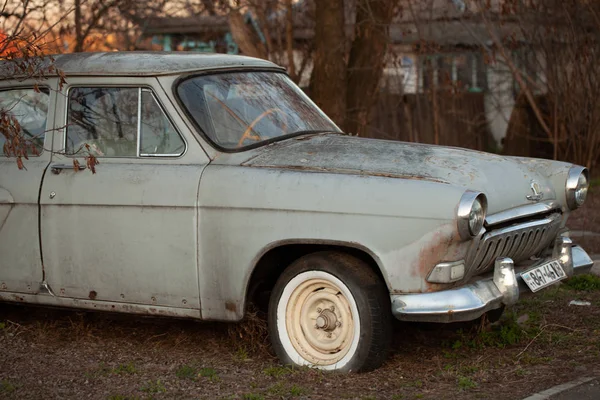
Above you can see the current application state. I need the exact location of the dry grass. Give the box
[226,305,271,355]
[1,281,600,399]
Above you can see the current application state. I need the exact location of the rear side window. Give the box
[66,87,185,158]
[0,88,49,157]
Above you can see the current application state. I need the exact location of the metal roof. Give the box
[0,51,283,79]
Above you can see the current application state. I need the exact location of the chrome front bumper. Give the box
[391,241,594,323]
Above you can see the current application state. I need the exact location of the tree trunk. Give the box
[309,0,347,128]
[285,0,296,82]
[228,10,267,59]
[74,0,83,52]
[345,0,397,136]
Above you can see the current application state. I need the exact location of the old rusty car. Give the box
[0,52,594,372]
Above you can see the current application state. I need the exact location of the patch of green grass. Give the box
[198,367,220,382]
[392,395,404,400]
[461,365,479,374]
[267,382,286,396]
[262,365,293,378]
[85,364,112,378]
[289,384,306,396]
[451,340,463,350]
[176,364,196,380]
[242,394,264,400]
[443,350,460,359]
[1,380,16,393]
[520,354,553,365]
[0,322,6,330]
[415,394,424,399]
[458,376,477,390]
[515,368,528,377]
[141,380,166,394]
[107,396,140,400]
[112,362,136,375]
[361,396,377,400]
[564,274,600,291]
[476,312,530,348]
[235,346,250,361]
[550,331,572,345]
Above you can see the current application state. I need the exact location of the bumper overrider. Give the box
[391,237,595,323]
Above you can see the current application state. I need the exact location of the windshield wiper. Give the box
[286,130,340,139]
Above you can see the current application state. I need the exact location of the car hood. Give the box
[241,134,569,214]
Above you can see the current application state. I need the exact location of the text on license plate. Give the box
[522,260,566,292]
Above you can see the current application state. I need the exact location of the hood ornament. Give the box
[527,181,544,202]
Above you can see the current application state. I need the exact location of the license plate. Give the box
[522,260,567,292]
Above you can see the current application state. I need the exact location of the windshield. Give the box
[177,71,340,150]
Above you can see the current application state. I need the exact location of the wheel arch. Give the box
[243,239,389,314]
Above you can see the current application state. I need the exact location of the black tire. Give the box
[268,251,392,372]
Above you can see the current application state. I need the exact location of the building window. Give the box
[419,52,488,92]
[512,49,544,97]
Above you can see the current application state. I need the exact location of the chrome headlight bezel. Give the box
[566,166,589,210]
[457,191,488,241]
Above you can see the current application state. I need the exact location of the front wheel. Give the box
[268,251,392,372]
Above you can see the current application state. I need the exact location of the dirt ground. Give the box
[1,190,599,400]
[2,278,600,400]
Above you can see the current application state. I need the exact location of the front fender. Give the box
[197,164,473,320]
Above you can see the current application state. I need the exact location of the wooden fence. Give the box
[365,91,495,152]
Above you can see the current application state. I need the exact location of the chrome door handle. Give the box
[50,163,86,175]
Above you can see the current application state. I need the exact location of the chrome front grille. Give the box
[468,213,562,273]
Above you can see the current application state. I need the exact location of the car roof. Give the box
[0,51,285,79]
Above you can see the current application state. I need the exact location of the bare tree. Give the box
[468,0,600,169]
[309,0,347,126]
[345,0,399,135]
[0,0,101,171]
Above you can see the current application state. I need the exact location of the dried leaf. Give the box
[86,155,98,174]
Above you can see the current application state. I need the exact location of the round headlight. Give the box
[469,199,485,235]
[458,191,488,240]
[566,167,589,210]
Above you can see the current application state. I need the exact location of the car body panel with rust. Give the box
[0,52,593,371]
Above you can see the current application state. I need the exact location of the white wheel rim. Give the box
[276,271,360,370]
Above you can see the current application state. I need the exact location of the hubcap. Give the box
[315,309,338,331]
[285,278,355,365]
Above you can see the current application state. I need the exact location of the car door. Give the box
[0,81,57,295]
[40,76,209,313]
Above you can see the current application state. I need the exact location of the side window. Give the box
[0,88,49,157]
[140,89,185,156]
[66,87,138,157]
[66,87,185,158]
